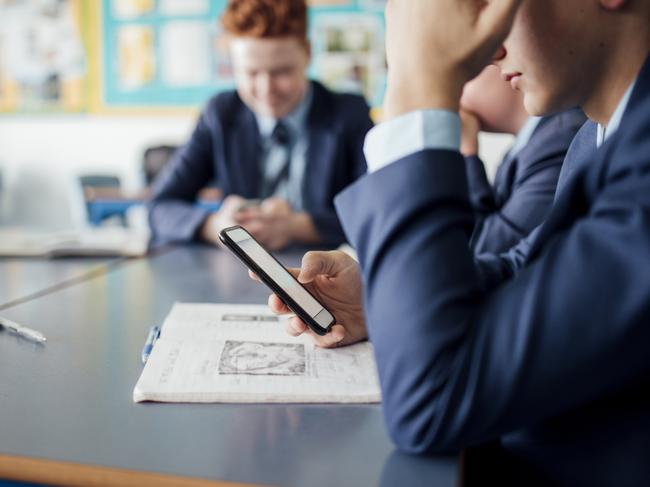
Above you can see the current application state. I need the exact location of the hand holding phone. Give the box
[219,225,335,336]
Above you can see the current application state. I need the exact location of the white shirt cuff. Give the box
[364,110,461,173]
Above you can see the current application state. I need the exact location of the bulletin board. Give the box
[307,0,387,107]
[0,0,88,113]
[98,0,386,110]
[0,0,387,114]
[99,0,229,107]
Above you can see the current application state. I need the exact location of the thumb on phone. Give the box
[298,251,342,284]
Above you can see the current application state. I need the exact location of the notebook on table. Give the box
[133,303,381,404]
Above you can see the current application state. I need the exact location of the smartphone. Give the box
[219,225,335,336]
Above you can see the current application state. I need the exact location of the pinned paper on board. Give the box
[117,25,156,89]
[0,0,86,112]
[112,0,155,19]
[159,0,210,16]
[312,14,386,106]
[160,21,212,87]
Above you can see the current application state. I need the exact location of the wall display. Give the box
[311,12,385,106]
[0,0,386,113]
[100,0,385,109]
[101,0,227,107]
[0,0,87,113]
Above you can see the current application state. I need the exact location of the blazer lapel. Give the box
[554,120,597,199]
[303,127,336,210]
[303,84,337,211]
[228,108,262,198]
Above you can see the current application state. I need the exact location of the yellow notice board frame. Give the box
[0,0,88,113]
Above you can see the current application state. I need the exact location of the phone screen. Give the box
[221,226,334,334]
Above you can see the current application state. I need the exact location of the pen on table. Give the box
[141,325,161,364]
[0,316,47,344]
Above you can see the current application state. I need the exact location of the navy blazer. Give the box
[474,119,598,289]
[148,81,372,245]
[335,54,650,485]
[466,109,585,254]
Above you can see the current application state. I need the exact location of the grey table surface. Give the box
[0,245,458,487]
[0,256,121,310]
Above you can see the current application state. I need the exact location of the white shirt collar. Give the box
[596,79,637,147]
[508,116,543,159]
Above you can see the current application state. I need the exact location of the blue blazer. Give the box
[334,54,650,485]
[475,118,598,289]
[466,109,585,254]
[148,81,372,245]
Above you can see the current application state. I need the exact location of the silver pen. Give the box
[0,316,47,344]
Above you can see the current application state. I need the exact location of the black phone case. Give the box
[219,226,334,336]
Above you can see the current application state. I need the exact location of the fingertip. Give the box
[268,294,283,313]
[299,252,319,282]
[331,325,345,343]
[284,321,301,337]
[290,317,308,334]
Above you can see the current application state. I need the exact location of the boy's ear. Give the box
[599,0,626,11]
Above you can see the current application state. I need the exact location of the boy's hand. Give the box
[251,251,367,348]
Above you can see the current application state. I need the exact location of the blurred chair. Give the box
[79,174,127,226]
[141,144,223,207]
[79,174,121,194]
[142,145,178,185]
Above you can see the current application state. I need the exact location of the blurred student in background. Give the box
[460,65,585,254]
[148,0,372,250]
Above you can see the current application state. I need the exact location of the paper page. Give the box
[0,228,149,257]
[134,303,381,403]
[160,303,302,342]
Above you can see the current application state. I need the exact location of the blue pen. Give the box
[141,325,161,364]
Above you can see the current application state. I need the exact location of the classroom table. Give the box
[0,257,121,311]
[0,245,458,487]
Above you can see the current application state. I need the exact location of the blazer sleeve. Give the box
[309,96,373,246]
[147,105,218,243]
[334,123,650,455]
[473,224,541,290]
[464,154,497,213]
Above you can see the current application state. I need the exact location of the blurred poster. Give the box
[117,25,155,89]
[159,0,209,16]
[160,21,211,86]
[307,0,351,5]
[312,14,385,105]
[112,0,155,19]
[0,0,86,112]
[359,0,387,11]
[212,23,233,80]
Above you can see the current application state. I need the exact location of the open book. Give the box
[133,303,381,404]
[0,227,149,257]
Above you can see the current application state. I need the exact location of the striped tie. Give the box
[261,120,292,199]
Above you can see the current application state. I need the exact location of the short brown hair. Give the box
[221,0,307,39]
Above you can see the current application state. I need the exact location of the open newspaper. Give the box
[133,303,381,404]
